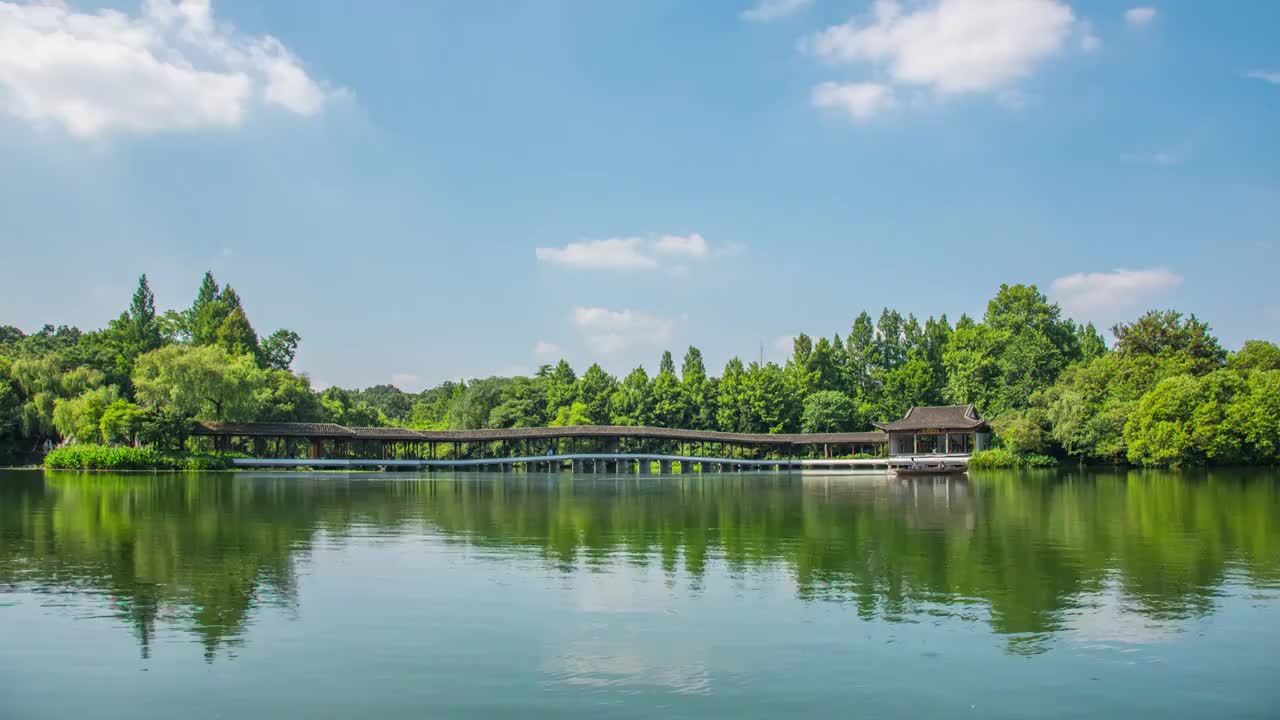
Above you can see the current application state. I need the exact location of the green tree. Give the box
[1077,322,1107,363]
[53,385,122,444]
[1225,370,1280,463]
[715,358,749,432]
[810,337,843,393]
[801,390,857,433]
[256,371,327,423]
[126,274,163,354]
[103,274,165,367]
[549,401,591,427]
[187,273,225,346]
[215,305,260,359]
[609,366,654,426]
[651,363,688,428]
[991,409,1051,455]
[486,376,548,428]
[1228,340,1280,372]
[658,350,677,376]
[544,360,577,418]
[943,323,1003,413]
[784,333,817,401]
[319,386,383,427]
[444,378,509,430]
[576,364,617,425]
[874,309,907,372]
[681,346,715,429]
[260,329,301,371]
[99,400,148,446]
[944,284,1079,418]
[133,345,265,422]
[1123,370,1247,467]
[845,312,878,403]
[878,357,935,420]
[1112,310,1225,373]
[744,362,793,433]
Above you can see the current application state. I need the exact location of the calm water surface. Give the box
[2,469,1279,719]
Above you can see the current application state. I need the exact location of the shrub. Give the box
[967,448,1020,469]
[44,445,165,470]
[42,445,242,471]
[967,448,1059,470]
[1022,453,1059,468]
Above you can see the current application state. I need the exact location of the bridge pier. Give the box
[572,459,583,474]
[639,458,650,474]
[659,460,672,474]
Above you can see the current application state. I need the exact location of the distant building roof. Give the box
[872,405,988,432]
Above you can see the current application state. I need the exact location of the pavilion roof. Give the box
[872,405,988,432]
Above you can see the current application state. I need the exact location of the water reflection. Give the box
[1,469,1277,661]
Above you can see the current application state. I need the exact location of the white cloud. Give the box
[1124,7,1156,26]
[1247,69,1280,85]
[805,0,1077,102]
[652,233,709,259]
[534,340,561,356]
[0,0,343,139]
[391,373,424,392]
[812,81,896,120]
[741,0,811,22]
[535,237,656,270]
[773,334,798,353]
[537,233,724,272]
[1050,267,1182,319]
[573,306,674,354]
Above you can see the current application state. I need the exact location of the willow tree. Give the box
[132,345,265,422]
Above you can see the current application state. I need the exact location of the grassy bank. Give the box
[43,445,245,471]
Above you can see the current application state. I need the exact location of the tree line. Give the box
[2,274,1277,466]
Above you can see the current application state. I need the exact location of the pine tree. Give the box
[127,274,162,355]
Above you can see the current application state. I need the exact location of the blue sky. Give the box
[1,0,1277,391]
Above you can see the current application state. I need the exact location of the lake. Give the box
[2,468,1278,719]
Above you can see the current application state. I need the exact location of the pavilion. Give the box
[873,405,990,456]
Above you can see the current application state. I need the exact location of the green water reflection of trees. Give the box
[1,470,1277,659]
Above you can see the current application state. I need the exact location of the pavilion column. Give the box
[912,433,918,455]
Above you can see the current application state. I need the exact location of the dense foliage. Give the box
[42,445,242,470]
[0,272,324,464]
[3,276,1277,467]
[966,449,1058,470]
